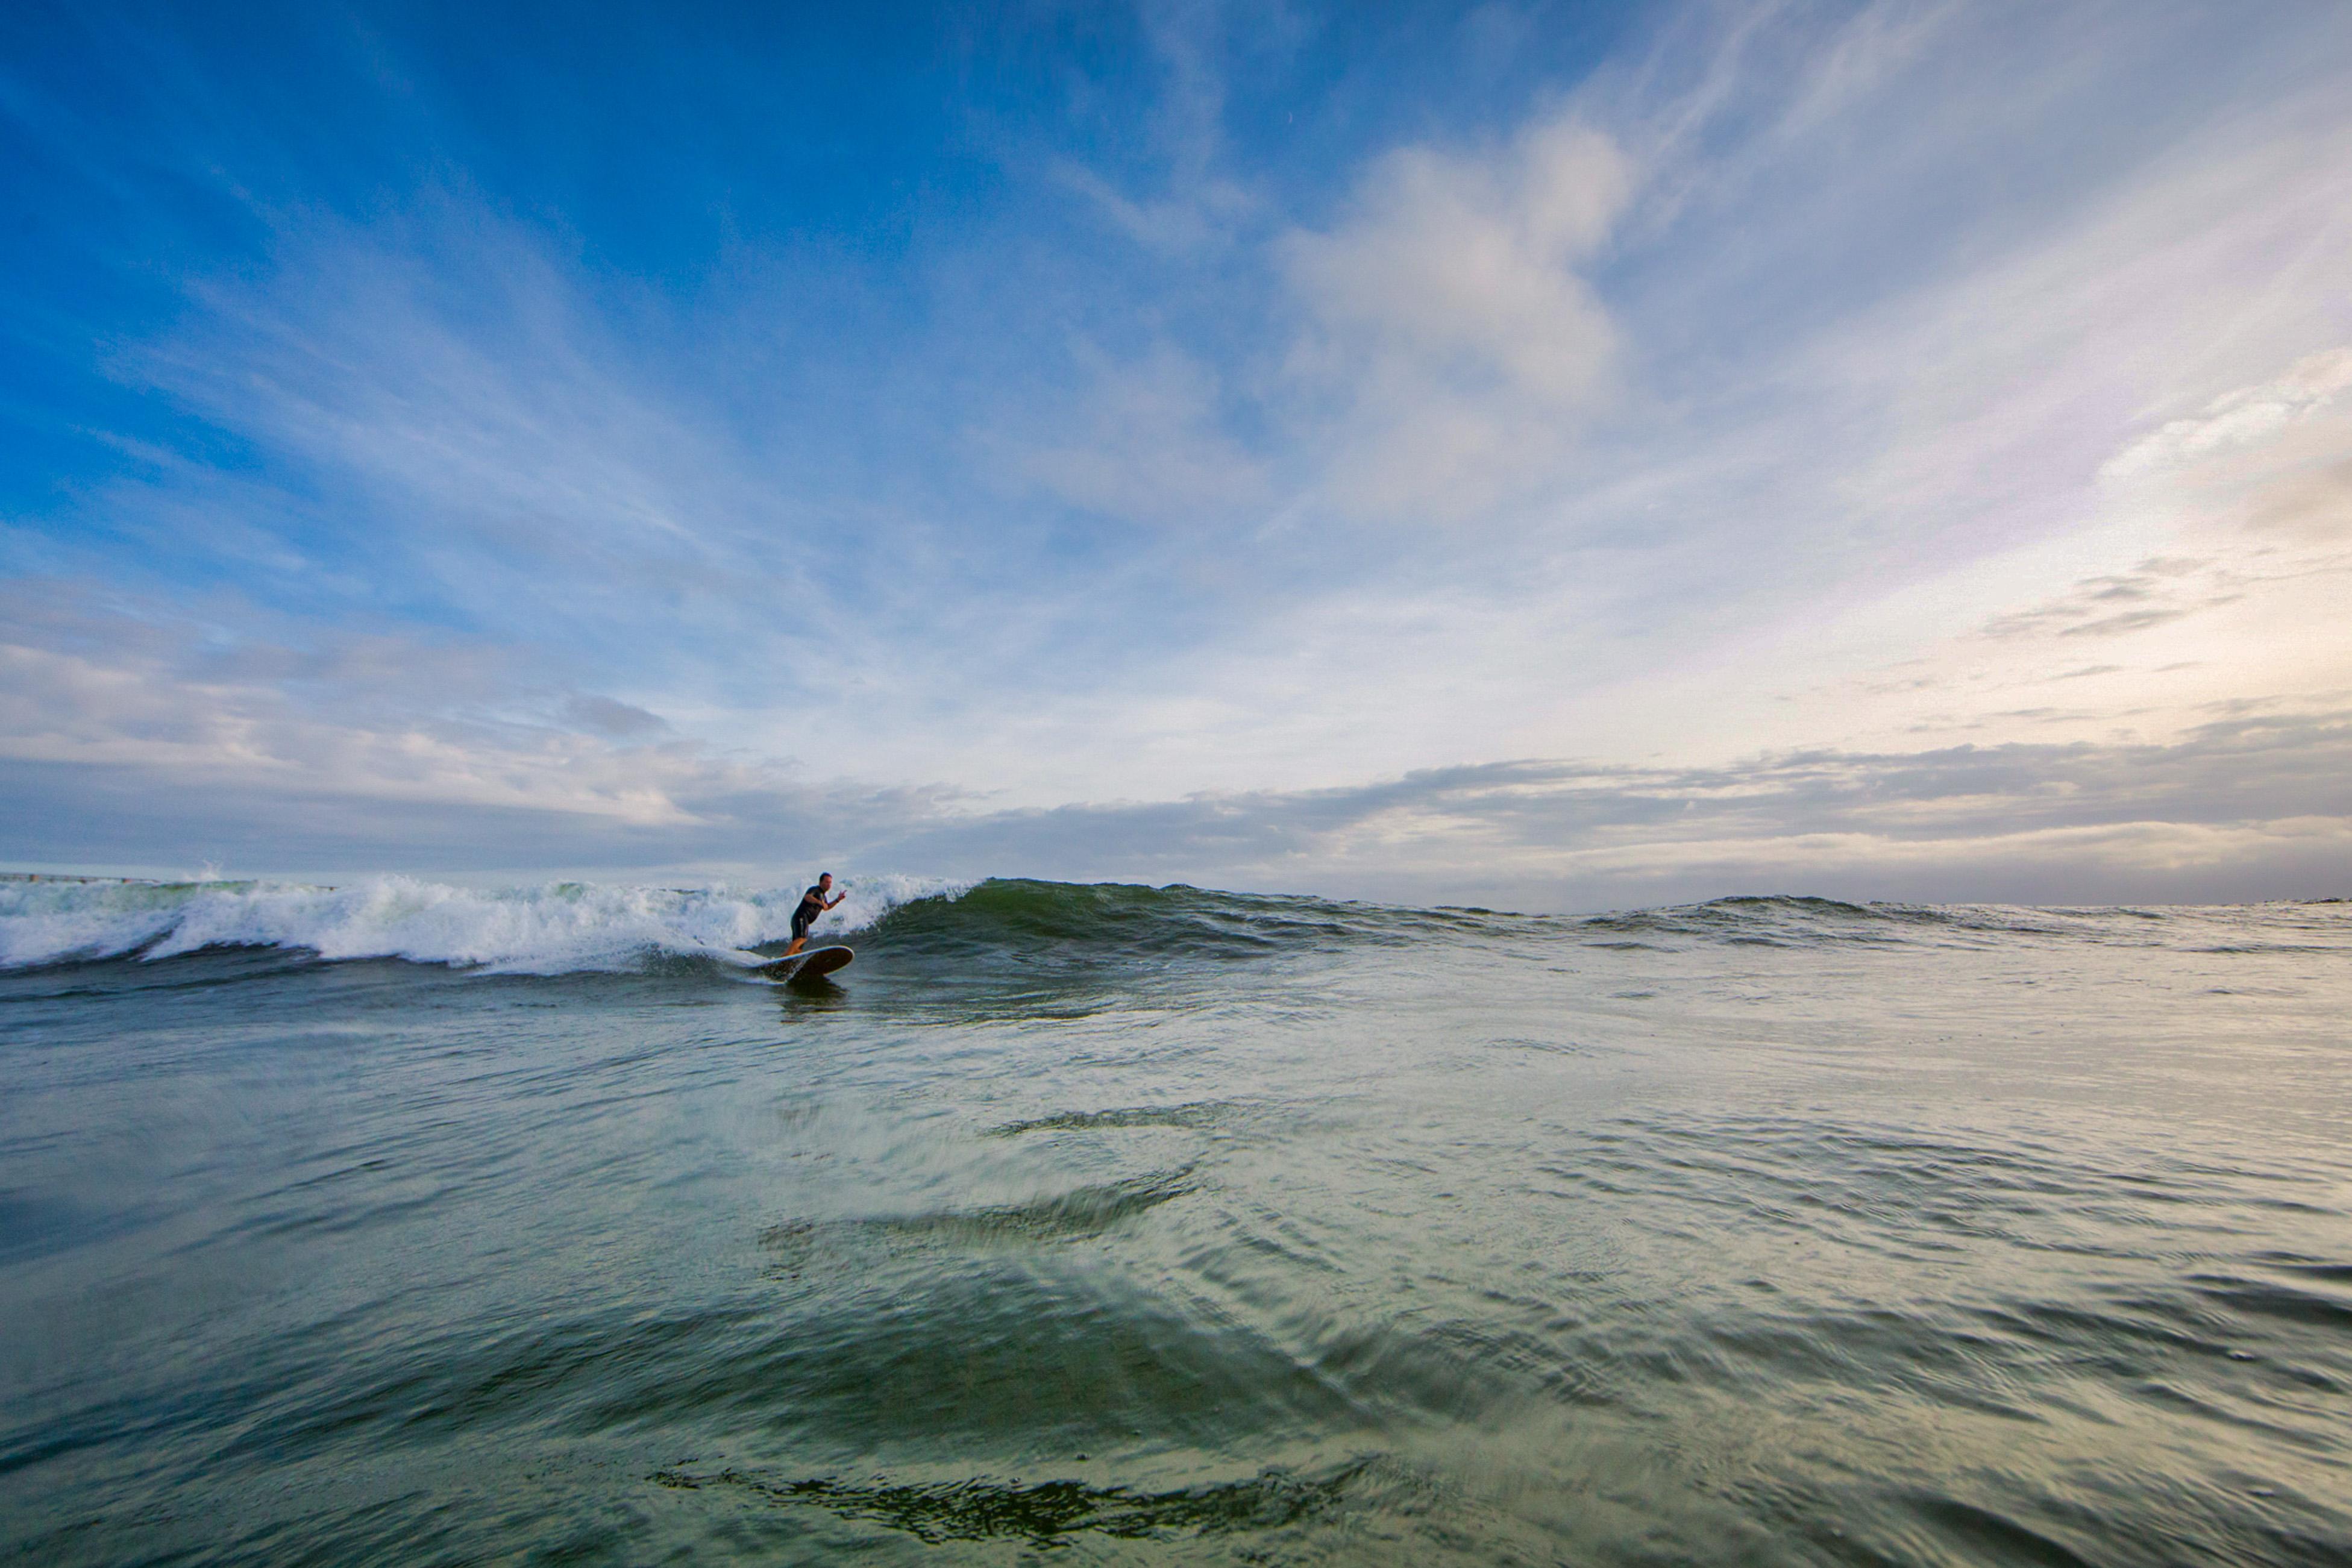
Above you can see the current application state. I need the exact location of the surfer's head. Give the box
[818,872,833,888]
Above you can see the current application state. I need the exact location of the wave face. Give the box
[5,872,2340,976]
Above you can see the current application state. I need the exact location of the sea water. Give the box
[2,876,2347,1564]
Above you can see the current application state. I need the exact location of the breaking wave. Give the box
[0,873,964,974]
[2,873,2339,976]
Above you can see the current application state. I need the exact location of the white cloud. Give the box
[2102,348,2352,482]
[1284,116,1630,403]
[1278,113,1634,519]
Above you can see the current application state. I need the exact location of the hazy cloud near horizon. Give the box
[2,0,2348,905]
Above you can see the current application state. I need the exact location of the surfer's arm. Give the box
[826,892,846,908]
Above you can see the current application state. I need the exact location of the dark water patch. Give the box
[1307,1314,1624,1422]
[764,1167,1198,1258]
[228,1185,451,1245]
[571,1270,1372,1450]
[1487,1035,1605,1057]
[1698,1306,2043,1415]
[2190,944,2348,955]
[1998,1288,2236,1351]
[1905,1493,2099,1568]
[2187,1275,2352,1330]
[985,1102,1237,1137]
[0,1190,114,1266]
[216,1307,767,1460]
[653,1458,1370,1547]
[261,1156,398,1199]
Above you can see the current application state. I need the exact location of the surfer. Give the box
[785,873,845,955]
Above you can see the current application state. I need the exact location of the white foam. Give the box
[0,873,970,974]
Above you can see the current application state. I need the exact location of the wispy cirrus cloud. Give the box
[1978,559,2212,642]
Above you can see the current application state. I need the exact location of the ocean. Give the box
[2,874,2347,1565]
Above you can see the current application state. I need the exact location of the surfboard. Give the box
[756,946,854,983]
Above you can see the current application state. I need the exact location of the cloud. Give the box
[876,709,2352,906]
[1278,112,1634,519]
[1977,557,2212,641]
[0,583,720,827]
[53,194,1253,793]
[122,216,799,611]
[2102,348,2352,482]
[2088,345,2352,550]
[1284,116,1629,403]
[1670,20,2352,588]
[563,695,670,738]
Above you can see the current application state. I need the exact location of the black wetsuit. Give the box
[791,885,827,942]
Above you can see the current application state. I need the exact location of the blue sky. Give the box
[4,0,2350,906]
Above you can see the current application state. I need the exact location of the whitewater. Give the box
[4,874,2348,1565]
[0,871,963,972]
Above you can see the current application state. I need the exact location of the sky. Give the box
[2,0,2348,908]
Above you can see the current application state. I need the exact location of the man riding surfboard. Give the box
[785,873,845,955]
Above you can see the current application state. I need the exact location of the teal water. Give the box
[2,879,2348,1564]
